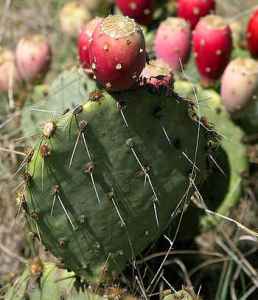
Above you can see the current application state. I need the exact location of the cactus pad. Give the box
[22,76,214,283]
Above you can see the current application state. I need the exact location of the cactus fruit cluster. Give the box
[193,15,232,86]
[177,0,216,29]
[154,17,191,71]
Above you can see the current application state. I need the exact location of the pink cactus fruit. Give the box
[78,17,103,71]
[59,1,91,36]
[221,58,258,114]
[154,17,191,71]
[140,59,173,92]
[0,48,20,92]
[177,0,215,29]
[89,15,146,92]
[15,35,51,82]
[116,0,154,25]
[193,15,232,87]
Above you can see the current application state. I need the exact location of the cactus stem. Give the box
[84,162,101,205]
[51,185,76,230]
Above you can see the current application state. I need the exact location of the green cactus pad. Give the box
[5,261,102,300]
[175,80,248,228]
[21,67,97,137]
[23,81,214,283]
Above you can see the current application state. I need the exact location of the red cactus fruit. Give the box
[116,0,154,25]
[16,35,51,82]
[193,15,232,87]
[247,8,258,58]
[140,59,173,92]
[0,48,20,92]
[89,15,146,92]
[221,58,258,114]
[78,17,103,71]
[154,17,191,71]
[177,0,215,29]
[59,1,91,36]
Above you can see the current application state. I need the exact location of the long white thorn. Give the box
[81,132,92,160]
[120,109,129,128]
[90,173,101,205]
[69,132,81,168]
[111,197,126,227]
[50,194,56,216]
[57,194,76,230]
[161,126,172,145]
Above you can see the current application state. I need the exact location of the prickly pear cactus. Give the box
[5,259,102,300]
[175,80,248,227]
[21,67,97,137]
[22,80,215,283]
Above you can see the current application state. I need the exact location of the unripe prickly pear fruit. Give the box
[140,59,173,92]
[221,58,258,114]
[247,8,258,58]
[154,17,191,71]
[78,17,103,71]
[0,48,20,92]
[177,0,215,29]
[116,0,154,25]
[193,15,232,87]
[59,1,91,36]
[15,35,51,82]
[89,15,146,91]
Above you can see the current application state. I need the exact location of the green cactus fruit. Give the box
[22,76,216,283]
[21,67,97,138]
[174,80,248,228]
[5,258,103,300]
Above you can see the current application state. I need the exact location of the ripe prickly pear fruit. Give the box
[89,15,146,91]
[59,1,91,36]
[78,17,103,71]
[0,48,20,92]
[221,58,258,114]
[140,59,173,92]
[193,15,232,87]
[247,8,258,58]
[154,17,191,71]
[177,0,215,29]
[116,0,154,25]
[15,35,51,82]
[23,68,215,283]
